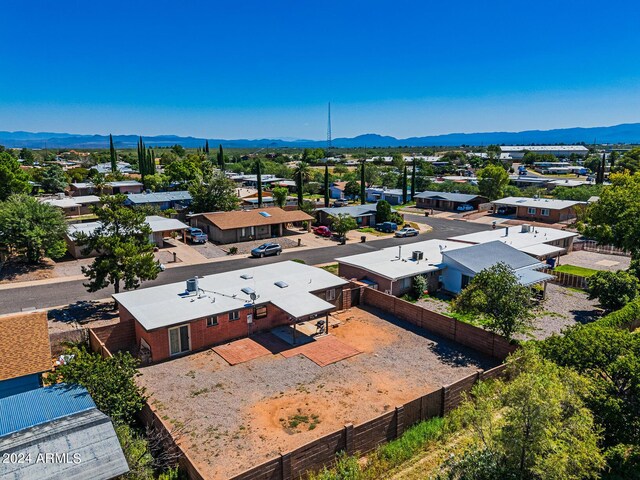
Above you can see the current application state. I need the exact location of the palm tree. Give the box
[323,164,330,208]
[294,161,310,207]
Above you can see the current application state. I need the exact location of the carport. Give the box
[271,293,337,344]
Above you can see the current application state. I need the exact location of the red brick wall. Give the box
[338,264,394,293]
[514,205,575,223]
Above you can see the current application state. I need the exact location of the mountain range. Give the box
[1,123,640,149]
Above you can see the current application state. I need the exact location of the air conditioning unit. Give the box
[521,224,531,233]
[186,278,198,294]
[412,251,424,261]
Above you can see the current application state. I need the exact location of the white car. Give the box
[395,227,419,238]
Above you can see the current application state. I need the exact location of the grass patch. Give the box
[554,264,599,277]
[357,227,389,237]
[281,409,321,432]
[190,387,209,397]
[309,416,446,480]
[291,259,306,264]
[320,263,339,275]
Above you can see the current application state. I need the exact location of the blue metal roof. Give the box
[414,190,481,203]
[0,384,95,437]
[443,241,542,274]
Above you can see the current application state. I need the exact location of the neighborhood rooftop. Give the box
[442,241,543,273]
[0,312,51,383]
[124,190,192,204]
[499,145,590,152]
[492,196,585,210]
[112,260,348,331]
[67,215,188,239]
[449,226,577,254]
[316,204,378,217]
[336,239,468,281]
[194,207,313,230]
[414,191,483,203]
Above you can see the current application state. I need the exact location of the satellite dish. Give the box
[250,292,257,301]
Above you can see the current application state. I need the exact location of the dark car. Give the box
[250,242,282,258]
[375,221,398,233]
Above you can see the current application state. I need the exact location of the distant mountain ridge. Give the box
[1,122,640,149]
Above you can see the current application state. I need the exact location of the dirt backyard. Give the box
[138,306,498,479]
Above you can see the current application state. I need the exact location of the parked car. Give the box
[395,227,419,238]
[456,204,474,212]
[312,226,332,237]
[186,227,208,244]
[250,242,282,258]
[375,222,398,233]
[333,200,348,207]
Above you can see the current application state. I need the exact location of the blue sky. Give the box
[1,0,639,139]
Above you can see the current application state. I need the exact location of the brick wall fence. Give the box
[361,288,517,359]
[49,329,89,356]
[540,268,588,290]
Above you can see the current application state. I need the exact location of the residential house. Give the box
[329,181,348,200]
[365,187,411,205]
[124,191,192,211]
[40,194,101,217]
[112,261,348,362]
[0,311,129,479]
[449,224,578,261]
[66,215,189,258]
[440,241,553,295]
[499,145,589,159]
[94,162,135,174]
[69,180,144,196]
[491,197,585,223]
[315,204,378,228]
[337,240,468,296]
[189,207,313,244]
[414,191,488,211]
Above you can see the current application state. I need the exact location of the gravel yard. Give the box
[561,250,630,272]
[530,283,602,339]
[138,306,497,479]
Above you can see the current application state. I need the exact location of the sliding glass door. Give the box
[169,325,190,356]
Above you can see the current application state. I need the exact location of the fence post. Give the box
[440,386,447,416]
[344,423,354,456]
[395,405,405,439]
[281,452,292,480]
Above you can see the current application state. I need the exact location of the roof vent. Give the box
[240,273,253,280]
[258,211,271,217]
[241,287,256,295]
[412,251,424,261]
[275,281,289,288]
[186,278,198,294]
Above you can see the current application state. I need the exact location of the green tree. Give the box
[53,346,146,424]
[272,186,288,208]
[586,270,639,311]
[0,195,67,262]
[170,144,186,157]
[323,164,330,207]
[331,213,357,238]
[614,147,640,174]
[486,144,501,161]
[446,347,604,480]
[217,144,225,171]
[40,164,68,193]
[77,195,159,294]
[477,164,509,200]
[142,173,169,192]
[376,200,392,223]
[256,158,263,207]
[189,171,240,213]
[360,160,366,205]
[109,133,117,173]
[344,180,360,200]
[402,165,408,203]
[19,147,35,164]
[411,274,427,300]
[294,161,310,207]
[452,262,533,340]
[580,172,640,261]
[0,151,31,200]
[163,157,200,184]
[411,159,417,200]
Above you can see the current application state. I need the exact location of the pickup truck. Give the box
[186,227,208,244]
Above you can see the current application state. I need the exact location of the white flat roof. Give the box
[500,146,589,152]
[519,243,565,257]
[68,215,188,239]
[449,226,577,252]
[492,196,585,210]
[336,240,468,281]
[113,261,347,330]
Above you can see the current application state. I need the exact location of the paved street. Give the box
[0,217,488,315]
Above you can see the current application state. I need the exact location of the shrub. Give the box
[411,275,427,300]
[587,270,639,312]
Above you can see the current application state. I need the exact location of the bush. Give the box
[411,275,427,300]
[587,270,639,312]
[228,246,238,255]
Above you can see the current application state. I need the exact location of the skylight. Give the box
[241,287,256,295]
[274,281,288,288]
[240,273,253,280]
[258,211,271,217]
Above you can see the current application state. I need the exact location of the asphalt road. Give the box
[0,216,489,315]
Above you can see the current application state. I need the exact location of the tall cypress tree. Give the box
[217,144,225,172]
[256,158,263,208]
[205,140,210,155]
[402,165,408,204]
[360,160,366,205]
[324,164,330,207]
[137,137,145,180]
[411,158,416,200]
[109,134,117,173]
[296,168,303,207]
[147,148,155,175]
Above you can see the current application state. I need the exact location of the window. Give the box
[326,288,336,301]
[206,316,218,327]
[527,207,537,215]
[228,310,240,321]
[461,275,471,289]
[400,277,412,290]
[254,306,267,318]
[541,208,550,216]
[168,325,190,356]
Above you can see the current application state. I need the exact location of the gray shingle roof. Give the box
[443,241,541,273]
[414,190,481,203]
[125,191,192,204]
[316,204,377,218]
